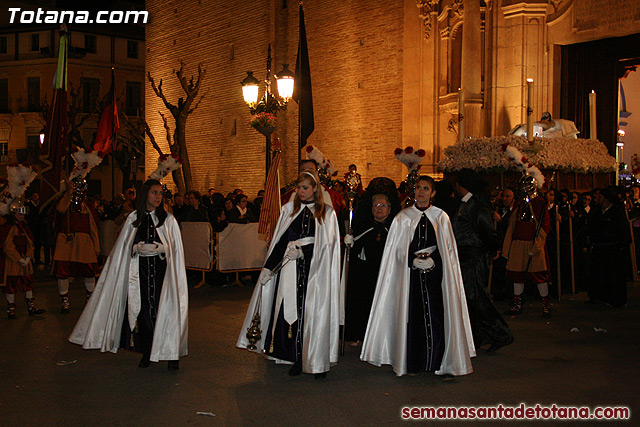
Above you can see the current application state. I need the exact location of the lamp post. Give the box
[241,44,294,176]
[617,129,625,184]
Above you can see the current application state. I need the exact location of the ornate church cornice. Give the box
[502,1,549,18]
[418,1,492,40]
[416,0,441,39]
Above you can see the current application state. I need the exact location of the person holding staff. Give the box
[237,170,341,379]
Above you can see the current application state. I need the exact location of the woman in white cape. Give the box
[361,175,475,377]
[69,179,188,370]
[237,171,340,378]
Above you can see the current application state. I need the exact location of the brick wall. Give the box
[146,0,407,198]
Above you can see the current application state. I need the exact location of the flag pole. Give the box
[111,67,116,200]
[298,97,301,165]
[298,0,302,165]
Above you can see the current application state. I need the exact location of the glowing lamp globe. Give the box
[241,71,260,107]
[275,64,295,102]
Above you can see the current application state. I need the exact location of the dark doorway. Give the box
[561,32,640,154]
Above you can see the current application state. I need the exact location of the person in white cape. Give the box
[237,171,341,379]
[69,179,188,370]
[361,175,475,378]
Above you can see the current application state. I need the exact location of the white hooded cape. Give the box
[236,201,341,374]
[360,205,476,376]
[69,211,189,362]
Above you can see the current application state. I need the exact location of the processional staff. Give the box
[339,170,361,355]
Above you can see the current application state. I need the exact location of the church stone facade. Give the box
[145,0,640,196]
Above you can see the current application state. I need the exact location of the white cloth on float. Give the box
[69,211,189,362]
[236,201,341,374]
[360,204,476,376]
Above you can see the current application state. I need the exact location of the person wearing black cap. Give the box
[586,187,631,307]
[452,169,513,353]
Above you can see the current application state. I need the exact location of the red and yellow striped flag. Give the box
[258,150,281,244]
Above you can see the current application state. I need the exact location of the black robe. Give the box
[263,206,315,363]
[120,212,167,357]
[587,203,631,307]
[406,211,445,373]
[452,195,513,349]
[344,215,392,342]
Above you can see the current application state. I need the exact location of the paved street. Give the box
[1,273,639,426]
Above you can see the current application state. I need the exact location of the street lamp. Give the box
[617,129,625,184]
[241,44,294,175]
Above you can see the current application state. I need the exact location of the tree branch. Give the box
[158,112,173,149]
[188,91,207,115]
[144,122,164,156]
[176,61,206,113]
[148,72,178,116]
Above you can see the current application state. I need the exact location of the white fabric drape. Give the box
[360,205,476,376]
[69,211,189,362]
[236,201,341,374]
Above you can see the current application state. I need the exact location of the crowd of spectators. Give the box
[20,176,639,306]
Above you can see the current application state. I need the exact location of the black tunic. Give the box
[120,212,167,357]
[263,206,315,363]
[452,195,512,349]
[406,211,445,373]
[344,215,392,342]
[587,203,631,307]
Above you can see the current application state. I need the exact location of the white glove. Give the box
[413,257,435,272]
[344,234,354,247]
[258,268,273,286]
[284,242,304,261]
[18,257,29,267]
[134,242,165,256]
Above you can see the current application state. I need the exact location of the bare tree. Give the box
[148,61,206,193]
[118,109,167,190]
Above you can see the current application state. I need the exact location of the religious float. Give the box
[438,135,617,191]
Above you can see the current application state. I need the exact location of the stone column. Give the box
[497,1,548,135]
[461,0,484,137]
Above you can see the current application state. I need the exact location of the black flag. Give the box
[292,3,314,149]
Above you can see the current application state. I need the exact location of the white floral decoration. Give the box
[69,148,104,180]
[394,146,427,172]
[0,163,38,215]
[305,145,336,176]
[504,145,545,188]
[149,153,183,180]
[438,136,616,174]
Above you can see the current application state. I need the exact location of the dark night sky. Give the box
[55,0,145,11]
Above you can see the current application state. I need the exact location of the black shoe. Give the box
[288,360,302,376]
[138,355,151,368]
[314,372,327,380]
[28,308,46,316]
[440,374,455,382]
[487,336,514,354]
[167,360,179,371]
